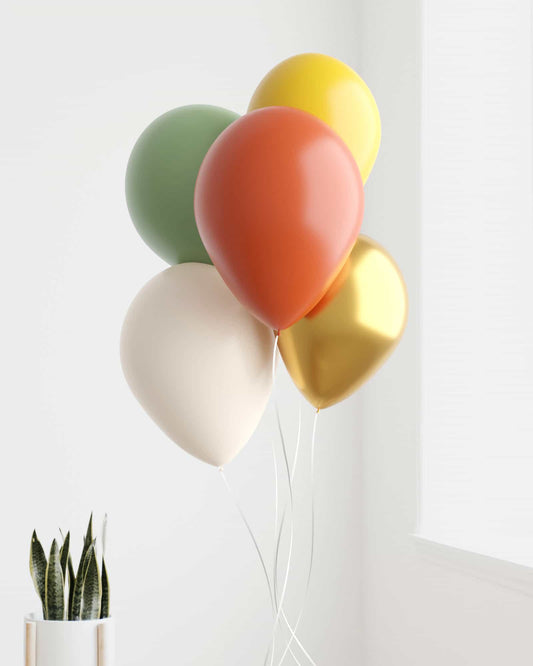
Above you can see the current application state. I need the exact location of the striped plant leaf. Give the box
[31,514,108,623]
[71,541,95,621]
[81,547,101,620]
[67,554,76,621]
[29,531,47,618]
[45,540,65,621]
[59,531,70,580]
[70,515,93,619]
[76,514,93,577]
[85,513,93,545]
[77,536,90,581]
[100,557,110,619]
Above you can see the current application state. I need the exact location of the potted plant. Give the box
[24,515,114,666]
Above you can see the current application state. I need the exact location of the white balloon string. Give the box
[218,333,307,665]
[271,332,281,599]
[219,467,275,616]
[273,433,279,556]
[273,510,284,607]
[274,409,319,666]
[274,519,316,666]
[271,398,316,664]
[273,401,301,599]
[278,410,320,666]
[275,508,317,666]
[269,333,304,664]
[269,332,283,663]
[270,332,300,665]
[269,400,295,666]
[218,467,278,666]
[274,516,311,663]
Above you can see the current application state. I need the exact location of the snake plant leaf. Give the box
[67,554,76,621]
[59,531,70,580]
[85,513,93,545]
[71,547,88,620]
[30,531,47,618]
[77,537,90,579]
[30,513,110,623]
[100,557,110,619]
[71,541,95,620]
[45,539,65,621]
[81,547,101,620]
[73,514,93,580]
[72,517,94,618]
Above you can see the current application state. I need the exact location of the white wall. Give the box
[0,1,365,665]
[359,0,533,664]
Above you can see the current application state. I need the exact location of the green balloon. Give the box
[126,105,239,265]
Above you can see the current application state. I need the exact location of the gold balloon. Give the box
[279,236,408,409]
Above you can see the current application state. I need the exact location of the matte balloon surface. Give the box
[249,53,381,183]
[279,236,408,409]
[194,106,364,331]
[120,264,273,466]
[126,105,238,265]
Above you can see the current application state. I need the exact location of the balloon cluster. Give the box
[121,53,408,466]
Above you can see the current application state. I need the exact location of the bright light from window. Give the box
[419,0,533,566]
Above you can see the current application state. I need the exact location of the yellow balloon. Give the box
[279,236,408,410]
[249,53,381,183]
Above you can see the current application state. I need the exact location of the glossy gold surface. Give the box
[279,236,408,409]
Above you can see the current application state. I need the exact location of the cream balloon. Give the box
[120,263,273,466]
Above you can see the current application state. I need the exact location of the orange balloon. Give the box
[194,107,364,330]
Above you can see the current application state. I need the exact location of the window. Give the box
[419,0,533,566]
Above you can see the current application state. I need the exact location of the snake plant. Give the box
[30,514,110,621]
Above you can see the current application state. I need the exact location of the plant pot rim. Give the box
[25,613,113,625]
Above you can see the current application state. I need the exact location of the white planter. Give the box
[24,614,115,666]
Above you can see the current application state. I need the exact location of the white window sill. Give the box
[412,534,533,597]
